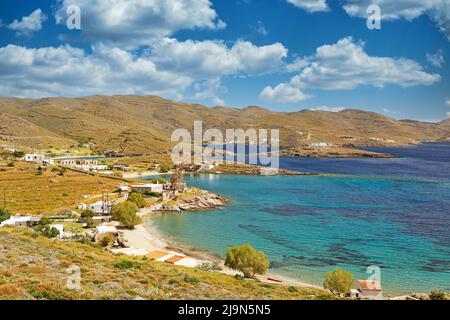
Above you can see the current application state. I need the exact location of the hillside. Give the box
[0,95,449,155]
[0,228,332,300]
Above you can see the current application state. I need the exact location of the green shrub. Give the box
[35,225,60,239]
[225,243,269,278]
[183,274,199,284]
[13,151,25,158]
[114,260,141,270]
[39,217,51,226]
[159,164,171,173]
[0,208,11,223]
[98,233,115,247]
[151,178,166,184]
[198,261,222,272]
[429,290,446,300]
[288,286,298,293]
[80,210,95,220]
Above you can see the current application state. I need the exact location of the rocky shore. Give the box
[161,190,228,212]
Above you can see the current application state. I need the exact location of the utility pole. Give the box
[106,192,109,215]
[3,186,6,209]
[102,191,105,215]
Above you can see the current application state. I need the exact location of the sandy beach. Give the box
[122,212,323,290]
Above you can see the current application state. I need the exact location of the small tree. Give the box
[111,202,141,229]
[225,243,269,278]
[36,225,60,238]
[159,163,171,173]
[324,268,355,296]
[127,192,145,208]
[151,177,166,184]
[0,208,11,223]
[13,151,25,158]
[39,216,51,226]
[81,209,95,220]
[80,210,95,227]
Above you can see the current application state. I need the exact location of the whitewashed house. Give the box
[0,215,41,228]
[92,216,112,225]
[119,185,129,192]
[131,183,163,194]
[350,280,383,300]
[88,200,113,214]
[24,154,45,163]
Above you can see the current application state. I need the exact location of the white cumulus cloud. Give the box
[260,37,440,103]
[150,38,288,79]
[0,38,288,102]
[286,0,329,12]
[55,0,225,47]
[0,44,191,98]
[259,83,309,103]
[8,9,46,35]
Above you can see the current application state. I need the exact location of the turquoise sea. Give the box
[146,143,450,295]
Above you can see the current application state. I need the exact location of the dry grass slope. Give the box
[0,228,333,300]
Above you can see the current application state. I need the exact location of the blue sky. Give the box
[0,0,449,121]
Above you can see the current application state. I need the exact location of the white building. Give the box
[92,216,112,224]
[24,154,45,163]
[131,183,163,194]
[43,159,54,165]
[350,280,383,300]
[309,142,330,148]
[0,215,41,228]
[88,200,113,214]
[95,225,118,235]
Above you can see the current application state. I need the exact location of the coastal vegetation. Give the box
[127,193,146,208]
[111,202,141,230]
[429,290,447,300]
[225,244,270,278]
[0,228,333,300]
[323,268,355,296]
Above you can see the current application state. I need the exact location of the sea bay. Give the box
[147,143,450,295]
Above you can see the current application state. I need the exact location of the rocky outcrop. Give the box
[162,191,228,212]
[281,146,393,158]
[210,164,315,176]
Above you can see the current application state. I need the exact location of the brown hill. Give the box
[0,95,448,155]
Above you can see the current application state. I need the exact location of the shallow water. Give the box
[147,142,450,295]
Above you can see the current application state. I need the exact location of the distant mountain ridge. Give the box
[0,95,449,155]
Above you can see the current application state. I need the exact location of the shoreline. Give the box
[123,212,323,290]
